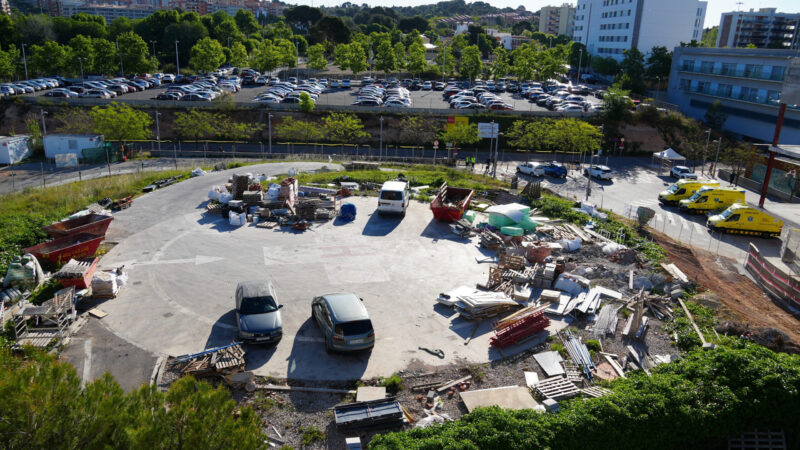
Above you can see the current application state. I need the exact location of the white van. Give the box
[377,180,410,216]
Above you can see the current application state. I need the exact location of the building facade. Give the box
[573,0,706,60]
[54,0,282,21]
[666,47,800,144]
[1,0,11,15]
[538,4,575,37]
[716,8,800,49]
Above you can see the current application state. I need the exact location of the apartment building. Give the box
[54,0,283,21]
[1,0,11,15]
[717,8,800,49]
[666,47,800,143]
[538,4,575,36]
[573,0,706,60]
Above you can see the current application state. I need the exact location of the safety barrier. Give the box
[744,243,800,309]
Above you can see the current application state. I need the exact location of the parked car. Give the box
[422,81,432,90]
[671,165,698,180]
[516,162,545,176]
[341,79,351,88]
[235,280,283,343]
[584,165,613,180]
[541,162,568,178]
[312,293,375,352]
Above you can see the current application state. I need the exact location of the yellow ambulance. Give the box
[707,204,783,237]
[658,180,719,205]
[678,186,746,213]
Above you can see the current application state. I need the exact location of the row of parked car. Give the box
[517,161,614,181]
[41,75,171,99]
[253,78,326,104]
[352,83,412,107]
[444,83,513,110]
[1,77,64,97]
[157,74,242,101]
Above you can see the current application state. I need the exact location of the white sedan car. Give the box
[516,162,545,176]
[584,165,613,180]
[671,165,698,180]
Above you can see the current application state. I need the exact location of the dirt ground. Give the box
[651,232,800,350]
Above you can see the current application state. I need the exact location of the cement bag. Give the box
[228,211,246,227]
[266,183,281,200]
[219,192,233,204]
[500,226,524,237]
[602,242,626,255]
[190,168,205,177]
[208,187,221,201]
[92,271,119,298]
[558,238,582,252]
[518,216,539,231]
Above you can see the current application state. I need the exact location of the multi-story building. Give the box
[60,2,157,21]
[538,4,575,37]
[573,0,706,60]
[54,0,282,21]
[667,47,800,143]
[716,8,800,49]
[1,0,11,15]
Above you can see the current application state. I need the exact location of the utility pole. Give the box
[442,43,447,83]
[40,110,47,136]
[150,40,157,57]
[701,128,711,172]
[712,138,723,179]
[295,39,299,81]
[21,43,28,80]
[379,116,383,160]
[577,48,583,84]
[175,40,180,75]
[268,113,273,154]
[77,57,86,82]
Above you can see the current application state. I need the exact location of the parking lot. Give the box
[28,80,602,112]
[97,162,568,381]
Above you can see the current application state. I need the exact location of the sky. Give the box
[289,0,800,29]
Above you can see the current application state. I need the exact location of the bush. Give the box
[585,339,602,352]
[300,426,325,446]
[379,373,404,394]
[369,341,800,449]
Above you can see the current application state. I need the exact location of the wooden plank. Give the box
[603,354,626,378]
[260,384,356,395]
[436,375,472,393]
[677,299,707,346]
[88,308,107,318]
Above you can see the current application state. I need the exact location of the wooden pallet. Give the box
[533,377,580,400]
[16,329,60,348]
[561,361,583,383]
[214,344,246,370]
[581,386,612,398]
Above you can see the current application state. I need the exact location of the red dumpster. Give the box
[430,182,474,222]
[24,233,104,265]
[42,214,113,239]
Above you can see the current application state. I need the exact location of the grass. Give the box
[379,373,404,394]
[299,426,325,446]
[465,364,486,382]
[665,298,717,351]
[289,165,508,193]
[0,169,188,275]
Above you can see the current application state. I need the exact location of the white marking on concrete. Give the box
[135,255,225,266]
[294,336,326,343]
[82,339,93,386]
[694,223,704,234]
[152,229,195,261]
[148,270,237,331]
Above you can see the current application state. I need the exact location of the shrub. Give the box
[379,373,404,394]
[300,426,325,446]
[585,339,602,352]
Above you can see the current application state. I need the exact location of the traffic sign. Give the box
[434,140,439,146]
[478,122,499,138]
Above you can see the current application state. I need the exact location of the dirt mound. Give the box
[652,232,800,348]
[620,124,667,152]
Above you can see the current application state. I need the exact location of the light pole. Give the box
[268,113,273,154]
[577,48,583,84]
[712,138,722,179]
[174,40,180,75]
[150,40,156,57]
[294,38,299,81]
[379,116,383,160]
[21,43,28,80]
[118,52,126,76]
[441,43,447,83]
[227,37,231,48]
[656,76,661,99]
[77,57,86,82]
[701,128,711,172]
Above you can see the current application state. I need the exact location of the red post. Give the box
[760,103,787,208]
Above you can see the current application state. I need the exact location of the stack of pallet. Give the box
[455,292,519,320]
[531,263,556,288]
[173,343,246,376]
[480,230,504,250]
[231,175,251,200]
[242,190,263,203]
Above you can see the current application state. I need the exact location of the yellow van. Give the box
[658,180,719,205]
[678,186,746,213]
[707,204,783,237]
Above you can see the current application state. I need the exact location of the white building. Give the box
[0,136,32,165]
[538,4,576,37]
[573,0,706,60]
[716,8,800,50]
[43,135,104,160]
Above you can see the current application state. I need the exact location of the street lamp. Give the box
[701,128,711,172]
[268,113,273,154]
[21,43,28,80]
[174,40,180,75]
[656,76,661,99]
[712,138,723,179]
[77,57,86,82]
[40,110,47,136]
[577,48,583,83]
[150,40,157,56]
[379,116,384,160]
[118,52,126,76]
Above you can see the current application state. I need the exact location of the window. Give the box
[700,61,714,73]
[766,90,779,103]
[697,81,710,93]
[744,64,763,78]
[679,78,691,90]
[682,59,695,71]
[770,66,785,81]
[739,86,758,101]
[697,7,703,16]
[721,63,736,75]
[717,84,733,97]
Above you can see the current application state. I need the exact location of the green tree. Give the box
[234,9,259,36]
[91,38,118,74]
[437,122,480,148]
[545,118,602,156]
[89,102,153,141]
[307,43,327,71]
[512,44,538,81]
[227,41,248,67]
[322,113,370,151]
[592,55,620,76]
[616,48,646,94]
[374,39,397,75]
[393,42,407,70]
[117,31,155,74]
[67,35,95,76]
[646,46,672,79]
[108,16,133,39]
[173,110,220,152]
[491,47,509,80]
[436,44,453,77]
[275,38,297,68]
[299,91,315,113]
[251,39,281,72]
[702,26,719,47]
[276,117,323,145]
[406,41,427,75]
[721,144,756,181]
[400,115,436,148]
[54,108,95,134]
[506,119,550,153]
[704,100,728,130]
[460,45,482,81]
[0,46,17,81]
[190,37,225,73]
[310,16,351,45]
[29,41,69,76]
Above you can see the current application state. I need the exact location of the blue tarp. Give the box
[339,203,357,221]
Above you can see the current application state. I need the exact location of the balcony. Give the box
[679,85,798,110]
[679,64,785,82]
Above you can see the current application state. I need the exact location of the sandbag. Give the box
[228,211,246,227]
[558,238,582,252]
[500,226,524,236]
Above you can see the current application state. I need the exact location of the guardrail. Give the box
[21,96,600,118]
[745,243,800,309]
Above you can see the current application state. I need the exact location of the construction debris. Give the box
[533,376,580,400]
[12,286,76,349]
[171,343,246,376]
[490,306,550,348]
[533,351,565,377]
